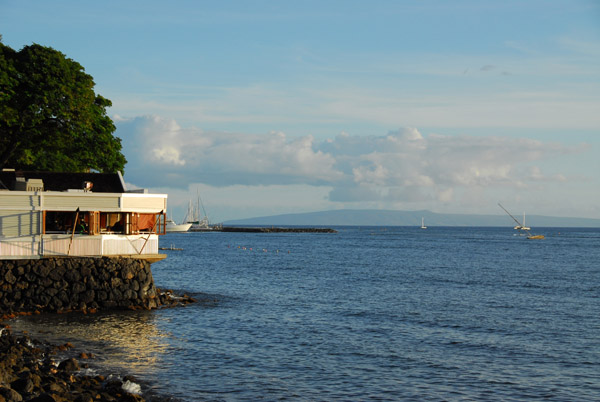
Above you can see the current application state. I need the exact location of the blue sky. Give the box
[2,0,599,222]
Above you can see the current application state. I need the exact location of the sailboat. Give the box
[184,196,213,231]
[513,213,531,231]
[498,203,544,240]
[420,217,427,229]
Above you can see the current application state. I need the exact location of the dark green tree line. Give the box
[0,40,126,173]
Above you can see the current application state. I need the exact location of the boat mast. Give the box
[498,203,523,227]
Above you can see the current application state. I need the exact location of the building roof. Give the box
[0,171,126,193]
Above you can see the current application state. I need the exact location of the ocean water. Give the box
[10,226,600,401]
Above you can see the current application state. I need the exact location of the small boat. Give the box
[166,219,192,233]
[420,217,427,229]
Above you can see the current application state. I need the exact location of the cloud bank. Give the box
[117,115,582,211]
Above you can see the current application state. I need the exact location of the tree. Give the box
[0,42,126,173]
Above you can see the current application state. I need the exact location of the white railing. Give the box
[0,234,160,259]
[0,238,39,257]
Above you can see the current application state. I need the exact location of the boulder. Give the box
[57,358,79,373]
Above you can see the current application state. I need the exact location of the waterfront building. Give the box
[0,170,167,260]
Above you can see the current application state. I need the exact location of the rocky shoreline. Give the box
[1,290,195,402]
[0,256,197,400]
[0,323,151,402]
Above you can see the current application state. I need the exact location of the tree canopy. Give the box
[0,42,126,173]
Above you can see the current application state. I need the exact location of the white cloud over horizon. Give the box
[116,115,594,220]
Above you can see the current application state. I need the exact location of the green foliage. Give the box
[0,42,126,173]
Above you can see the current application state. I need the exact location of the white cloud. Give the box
[116,115,589,218]
[118,115,343,188]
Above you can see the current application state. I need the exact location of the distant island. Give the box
[224,209,600,228]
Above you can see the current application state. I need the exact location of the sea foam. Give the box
[122,380,142,395]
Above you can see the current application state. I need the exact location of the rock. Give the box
[33,263,51,278]
[110,277,122,288]
[46,382,65,394]
[64,269,80,283]
[57,358,79,373]
[123,289,137,300]
[121,266,135,281]
[9,377,33,394]
[80,290,95,304]
[57,291,70,305]
[28,393,60,402]
[85,276,98,290]
[71,282,86,294]
[4,271,17,285]
[47,266,66,281]
[74,394,94,402]
[30,373,42,388]
[0,386,23,402]
[79,265,92,278]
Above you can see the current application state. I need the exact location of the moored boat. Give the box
[166,219,192,233]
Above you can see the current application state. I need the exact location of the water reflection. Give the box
[9,309,170,377]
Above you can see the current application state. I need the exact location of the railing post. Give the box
[139,210,163,255]
[67,207,80,256]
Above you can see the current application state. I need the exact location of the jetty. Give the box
[159,245,184,250]
[219,226,337,233]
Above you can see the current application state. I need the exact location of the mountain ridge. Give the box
[224,209,600,227]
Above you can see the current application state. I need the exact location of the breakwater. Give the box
[0,257,165,315]
[220,226,337,233]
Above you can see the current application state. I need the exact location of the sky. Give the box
[2,0,599,222]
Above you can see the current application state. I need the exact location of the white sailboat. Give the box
[514,213,530,231]
[184,197,213,231]
[420,217,427,229]
[498,203,544,240]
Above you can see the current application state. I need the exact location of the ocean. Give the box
[10,226,600,401]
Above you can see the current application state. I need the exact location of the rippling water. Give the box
[10,226,600,401]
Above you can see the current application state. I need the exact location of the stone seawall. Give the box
[0,257,161,314]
